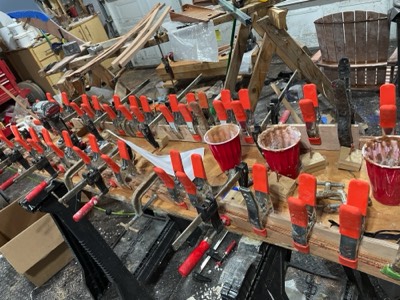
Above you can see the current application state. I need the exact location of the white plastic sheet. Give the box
[163,21,219,62]
[109,131,204,180]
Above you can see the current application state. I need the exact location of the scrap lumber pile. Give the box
[66,3,170,79]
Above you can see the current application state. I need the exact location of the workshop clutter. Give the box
[0,201,72,286]
[0,17,39,50]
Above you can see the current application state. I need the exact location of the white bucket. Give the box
[14,32,34,48]
[0,27,17,50]
[7,22,25,36]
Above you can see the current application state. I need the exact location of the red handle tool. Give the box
[338,179,369,269]
[139,95,152,113]
[81,104,95,119]
[88,134,101,154]
[299,98,321,145]
[0,130,14,148]
[91,95,103,112]
[81,94,91,109]
[380,104,396,135]
[62,130,74,149]
[197,91,209,109]
[238,89,251,110]
[101,154,121,173]
[113,94,122,107]
[287,173,317,253]
[11,126,31,152]
[102,104,117,120]
[380,83,396,106]
[186,92,196,111]
[220,89,232,110]
[42,128,65,158]
[213,100,228,124]
[70,102,84,116]
[25,180,49,202]
[216,240,237,267]
[61,92,71,107]
[253,163,269,194]
[27,138,44,154]
[128,95,139,107]
[117,140,131,161]
[191,153,207,180]
[170,149,184,173]
[117,105,133,121]
[73,196,99,222]
[303,84,319,108]
[0,173,19,191]
[176,171,197,196]
[28,127,41,144]
[154,167,187,209]
[178,104,202,141]
[131,105,146,123]
[168,94,180,113]
[178,237,213,277]
[72,146,91,165]
[231,100,254,144]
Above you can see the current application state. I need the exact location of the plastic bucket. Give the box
[0,27,17,50]
[14,32,34,48]
[362,136,400,205]
[7,22,25,35]
[257,125,301,179]
[204,124,241,172]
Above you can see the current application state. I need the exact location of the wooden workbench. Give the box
[70,135,400,285]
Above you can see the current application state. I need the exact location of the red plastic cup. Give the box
[362,136,400,205]
[257,125,301,179]
[204,124,241,172]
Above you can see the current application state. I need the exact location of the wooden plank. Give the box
[224,22,253,92]
[377,13,390,84]
[253,17,335,105]
[72,136,400,285]
[169,4,224,23]
[332,12,345,62]
[248,34,275,111]
[343,12,356,64]
[365,12,379,86]
[322,15,336,63]
[314,19,329,64]
[267,7,287,30]
[292,124,360,151]
[355,11,367,86]
[111,6,170,68]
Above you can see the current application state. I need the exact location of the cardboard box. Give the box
[0,201,73,286]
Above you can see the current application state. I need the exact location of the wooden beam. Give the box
[267,7,288,29]
[254,16,335,104]
[224,21,253,92]
[111,6,171,69]
[248,33,275,110]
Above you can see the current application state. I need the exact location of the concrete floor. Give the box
[0,56,400,299]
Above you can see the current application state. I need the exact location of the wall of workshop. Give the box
[0,1,39,13]
[278,0,395,48]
